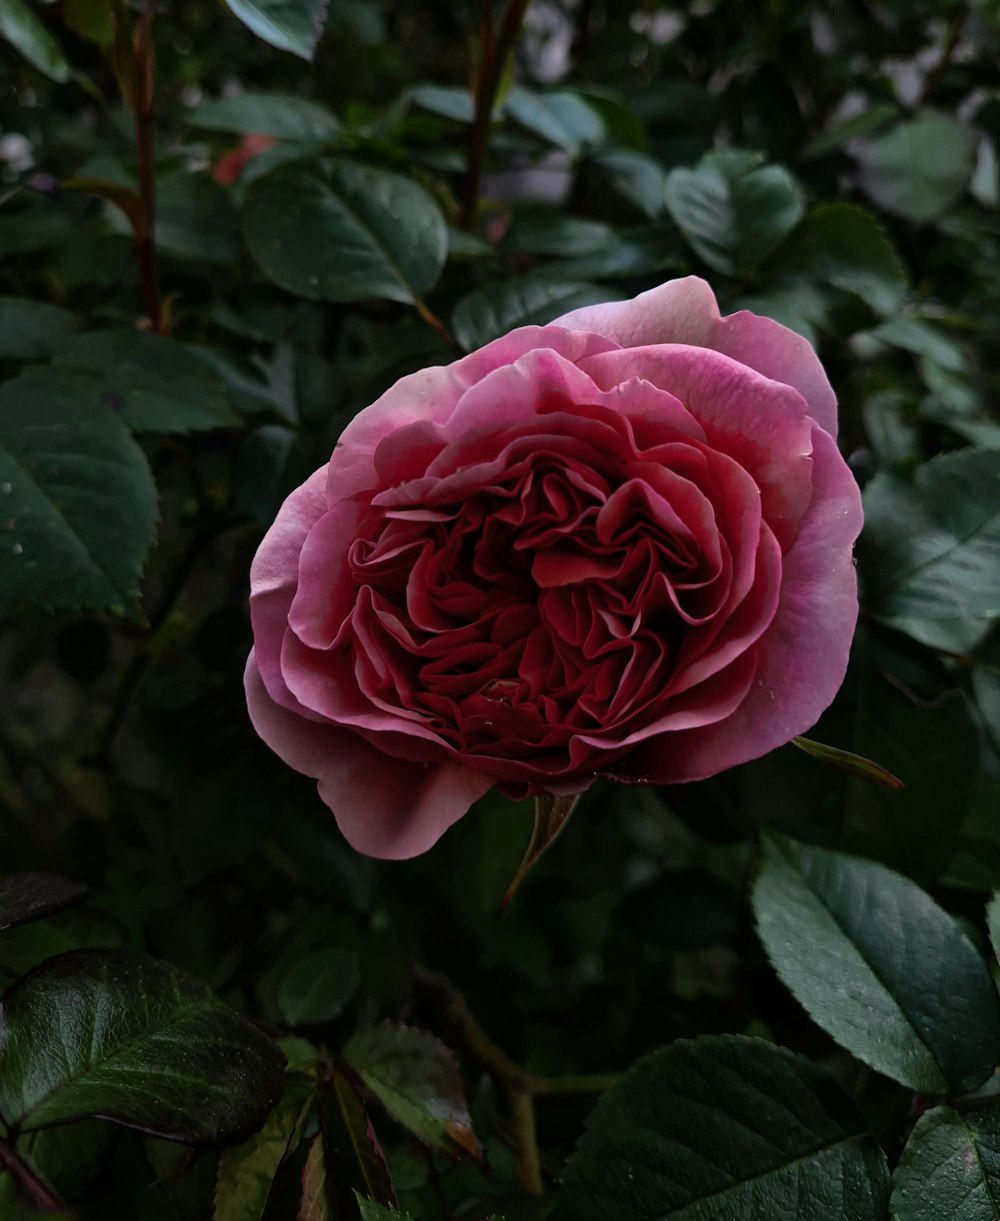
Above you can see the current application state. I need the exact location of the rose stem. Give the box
[416,969,619,1196]
[459,0,532,231]
[112,0,162,332]
[0,1137,69,1214]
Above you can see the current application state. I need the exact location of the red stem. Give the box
[459,0,531,230]
[0,1137,69,1215]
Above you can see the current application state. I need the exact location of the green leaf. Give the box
[0,949,285,1142]
[586,149,670,219]
[664,149,804,276]
[223,0,328,60]
[987,891,1000,963]
[502,211,613,257]
[451,278,615,351]
[862,447,1000,653]
[553,1035,889,1220]
[188,93,339,141]
[0,0,71,83]
[356,1201,415,1221]
[0,909,125,982]
[841,657,976,884]
[319,1069,398,1212]
[276,947,360,1027]
[0,369,157,614]
[768,203,908,318]
[0,298,77,361]
[214,1073,315,1221]
[890,1104,1000,1220]
[857,110,977,224]
[409,84,475,124]
[541,227,680,282]
[801,102,899,159]
[0,874,89,932]
[52,331,240,433]
[298,1133,332,1220]
[243,159,448,305]
[62,0,114,48]
[343,1023,480,1159]
[503,87,605,154]
[752,835,1000,1094]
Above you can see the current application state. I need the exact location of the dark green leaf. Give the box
[987,891,1000,964]
[343,1023,479,1159]
[503,87,605,154]
[586,149,669,219]
[890,1105,1000,1220]
[664,149,804,276]
[0,874,88,932]
[862,447,1000,652]
[214,1073,316,1221]
[188,93,339,141]
[356,1201,415,1221]
[222,0,328,60]
[801,103,899,159]
[243,160,448,305]
[841,659,976,884]
[0,369,157,614]
[409,84,474,124]
[320,1069,397,1212]
[502,212,613,257]
[542,227,680,281]
[857,111,977,223]
[553,1035,889,1220]
[277,948,360,1027]
[52,331,240,433]
[451,279,615,351]
[752,835,1000,1094]
[0,909,125,981]
[0,299,77,361]
[767,203,907,317]
[62,0,114,48]
[0,949,285,1142]
[0,0,71,82]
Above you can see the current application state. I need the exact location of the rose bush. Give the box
[246,277,862,859]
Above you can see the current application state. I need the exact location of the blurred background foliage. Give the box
[1,1,1000,1218]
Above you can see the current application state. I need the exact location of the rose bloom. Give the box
[246,278,862,858]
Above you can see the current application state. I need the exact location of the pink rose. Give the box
[245,278,862,859]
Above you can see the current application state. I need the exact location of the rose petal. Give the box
[580,344,814,552]
[553,276,838,437]
[246,651,493,859]
[328,326,620,503]
[249,467,329,711]
[627,425,862,781]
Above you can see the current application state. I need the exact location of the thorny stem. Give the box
[459,0,532,230]
[0,1137,70,1215]
[416,969,618,1196]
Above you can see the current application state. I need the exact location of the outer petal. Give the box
[328,325,621,503]
[624,425,862,782]
[249,466,328,707]
[551,276,838,438]
[246,652,493,859]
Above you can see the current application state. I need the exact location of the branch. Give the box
[416,969,618,1196]
[0,1137,70,1215]
[459,0,532,230]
